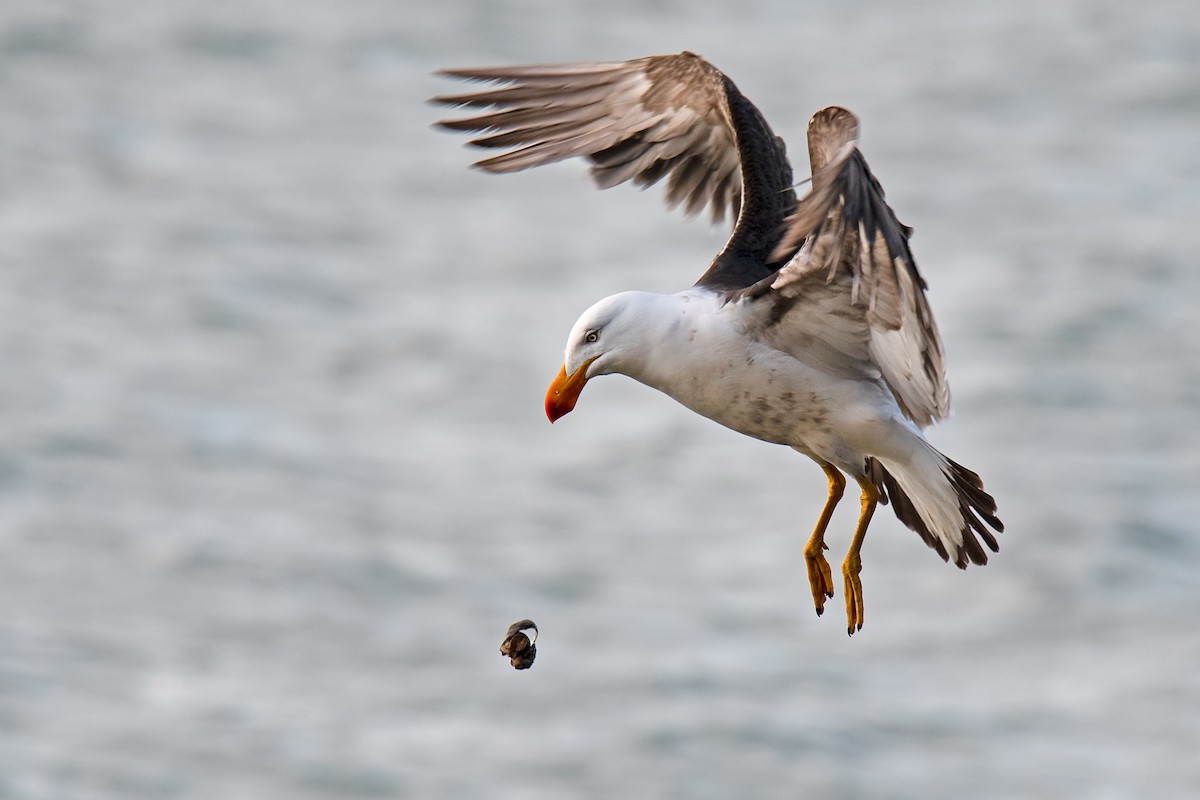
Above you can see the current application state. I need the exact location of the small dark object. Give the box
[500,619,538,670]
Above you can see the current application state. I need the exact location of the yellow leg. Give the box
[842,478,879,636]
[803,462,845,617]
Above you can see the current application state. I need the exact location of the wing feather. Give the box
[756,107,950,427]
[434,51,797,289]
[433,52,742,222]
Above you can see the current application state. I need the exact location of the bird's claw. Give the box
[842,556,864,635]
[804,548,836,617]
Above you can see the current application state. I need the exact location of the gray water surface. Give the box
[2,1,1199,798]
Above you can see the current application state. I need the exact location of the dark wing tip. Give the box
[429,67,505,98]
[432,65,526,80]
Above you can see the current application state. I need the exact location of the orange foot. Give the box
[804,541,835,616]
[842,552,863,635]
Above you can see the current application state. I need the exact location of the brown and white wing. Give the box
[434,51,798,291]
[432,52,743,223]
[764,107,950,428]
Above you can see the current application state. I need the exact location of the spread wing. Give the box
[749,107,950,427]
[432,51,797,291]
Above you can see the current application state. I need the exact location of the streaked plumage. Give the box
[433,51,1002,634]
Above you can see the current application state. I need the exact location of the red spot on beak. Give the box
[544,358,595,422]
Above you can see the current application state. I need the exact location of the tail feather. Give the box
[867,449,1003,569]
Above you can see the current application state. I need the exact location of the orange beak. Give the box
[544,357,597,423]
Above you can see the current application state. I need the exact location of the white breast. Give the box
[626,290,899,463]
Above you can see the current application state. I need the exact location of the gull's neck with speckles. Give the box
[599,289,743,397]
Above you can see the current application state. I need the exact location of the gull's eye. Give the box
[584,329,599,344]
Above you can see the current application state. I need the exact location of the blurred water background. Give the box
[2,1,1199,797]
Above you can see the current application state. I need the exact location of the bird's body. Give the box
[575,289,903,464]
[434,51,1003,634]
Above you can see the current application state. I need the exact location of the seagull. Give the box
[433,51,1003,635]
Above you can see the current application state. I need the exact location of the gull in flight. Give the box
[433,51,1003,635]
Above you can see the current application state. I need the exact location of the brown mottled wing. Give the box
[433,52,742,222]
[764,107,950,428]
[433,52,797,290]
